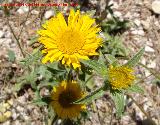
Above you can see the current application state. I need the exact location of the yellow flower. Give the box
[50,81,86,119]
[108,66,135,90]
[37,9,102,69]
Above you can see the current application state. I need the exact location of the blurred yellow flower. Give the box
[108,66,135,89]
[50,81,86,119]
[38,9,102,69]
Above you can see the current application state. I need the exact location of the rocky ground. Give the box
[0,0,160,125]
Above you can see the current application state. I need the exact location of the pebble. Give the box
[114,11,122,17]
[31,10,39,15]
[131,29,145,36]
[145,69,151,76]
[11,109,19,120]
[16,106,24,112]
[145,46,155,52]
[152,0,160,14]
[147,61,156,68]
[23,115,30,121]
[134,19,141,26]
[141,58,146,65]
[141,20,150,30]
[3,121,10,125]
[0,30,4,38]
[17,6,29,14]
[17,96,27,105]
[44,10,54,19]
[5,31,12,38]
[108,1,119,9]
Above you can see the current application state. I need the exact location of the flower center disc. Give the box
[58,90,77,108]
[57,29,85,55]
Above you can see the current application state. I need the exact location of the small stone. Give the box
[137,30,145,36]
[16,106,24,112]
[3,103,10,110]
[17,96,26,104]
[25,20,31,25]
[90,0,98,5]
[152,0,160,14]
[141,58,146,65]
[7,99,13,106]
[0,106,6,113]
[114,11,122,17]
[2,121,10,125]
[134,19,141,26]
[147,61,156,68]
[17,6,29,14]
[131,29,145,36]
[108,1,119,9]
[5,31,12,38]
[141,20,150,30]
[0,30,4,38]
[11,109,19,120]
[145,69,151,76]
[4,111,12,118]
[145,46,155,52]
[23,115,30,120]
[44,10,54,19]
[13,120,21,125]
[31,10,39,15]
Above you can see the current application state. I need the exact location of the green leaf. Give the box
[29,36,38,46]
[125,47,145,67]
[74,87,105,104]
[81,60,107,78]
[85,75,95,90]
[20,46,42,66]
[47,66,66,75]
[105,54,118,66]
[25,70,37,89]
[127,84,144,94]
[8,50,15,62]
[32,99,48,106]
[112,92,125,118]
[13,82,26,91]
[38,82,58,90]
[32,96,52,106]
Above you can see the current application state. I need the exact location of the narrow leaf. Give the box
[127,84,144,94]
[112,92,125,117]
[74,87,105,104]
[125,47,145,67]
[81,60,107,77]
[8,50,15,62]
[105,54,118,66]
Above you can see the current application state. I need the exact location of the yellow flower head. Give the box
[38,9,102,69]
[108,66,135,90]
[50,81,86,119]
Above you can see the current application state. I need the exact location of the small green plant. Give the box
[2,6,153,125]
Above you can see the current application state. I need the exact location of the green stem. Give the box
[50,115,58,125]
[4,7,25,58]
[74,86,105,104]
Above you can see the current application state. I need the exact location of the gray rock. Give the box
[0,30,4,38]
[17,6,29,14]
[134,19,141,26]
[31,10,39,15]
[44,10,54,19]
[141,20,150,30]
[145,46,155,52]
[152,0,160,14]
